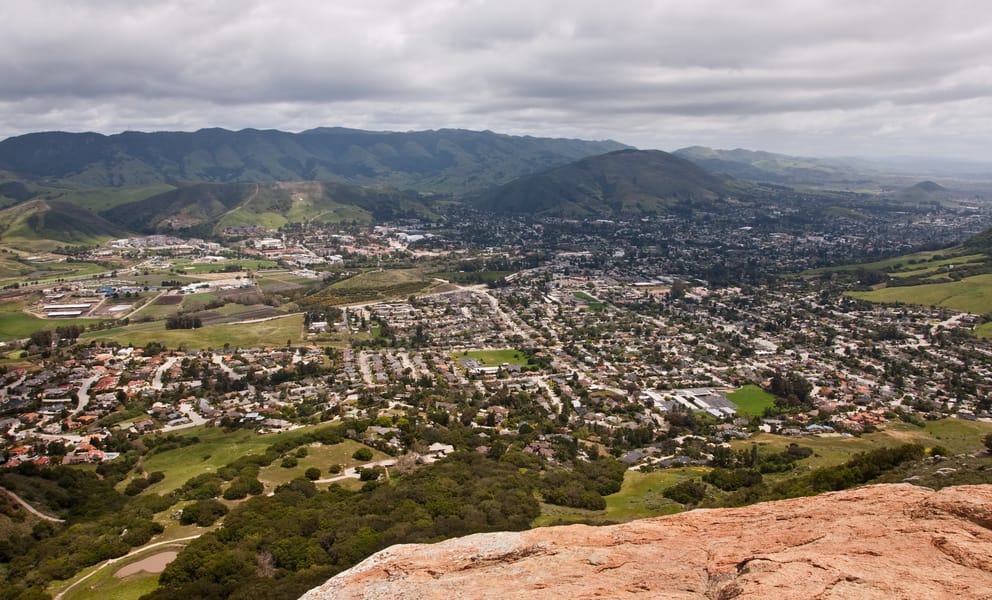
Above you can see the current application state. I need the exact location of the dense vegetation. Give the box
[145,452,539,600]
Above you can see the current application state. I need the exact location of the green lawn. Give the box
[727,384,776,416]
[80,313,303,349]
[136,424,349,496]
[805,250,983,276]
[455,348,529,367]
[0,304,97,341]
[306,269,433,305]
[847,273,992,314]
[732,418,992,471]
[573,291,605,310]
[258,439,390,489]
[533,468,699,527]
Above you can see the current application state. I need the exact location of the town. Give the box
[3,198,991,473]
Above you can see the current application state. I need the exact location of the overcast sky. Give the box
[2,0,991,159]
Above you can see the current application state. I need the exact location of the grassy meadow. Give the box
[847,273,992,314]
[79,313,304,349]
[727,384,776,416]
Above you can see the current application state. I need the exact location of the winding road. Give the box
[0,486,65,522]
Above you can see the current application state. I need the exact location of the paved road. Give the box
[151,356,180,390]
[74,373,101,414]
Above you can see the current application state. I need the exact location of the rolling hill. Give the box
[0,199,125,250]
[101,181,438,234]
[0,128,628,193]
[673,145,872,186]
[473,149,738,217]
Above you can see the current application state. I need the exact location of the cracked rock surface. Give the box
[301,484,992,599]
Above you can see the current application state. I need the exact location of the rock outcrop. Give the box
[301,484,992,599]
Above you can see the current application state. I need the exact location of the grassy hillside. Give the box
[0,128,629,194]
[101,181,438,234]
[0,199,126,251]
[674,145,870,186]
[848,273,992,314]
[474,149,738,217]
[303,269,435,306]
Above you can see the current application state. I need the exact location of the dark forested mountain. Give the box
[0,128,628,193]
[473,149,738,217]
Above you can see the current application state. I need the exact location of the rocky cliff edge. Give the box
[301,484,992,599]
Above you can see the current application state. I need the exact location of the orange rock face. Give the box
[301,484,992,599]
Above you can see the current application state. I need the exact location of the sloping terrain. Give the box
[304,484,992,600]
[101,181,437,234]
[474,149,737,217]
[0,198,125,250]
[0,128,628,193]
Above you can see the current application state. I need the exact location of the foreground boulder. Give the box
[301,484,992,599]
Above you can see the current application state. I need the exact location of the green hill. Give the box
[102,181,438,234]
[0,128,628,194]
[0,199,125,251]
[473,149,737,217]
[673,146,872,186]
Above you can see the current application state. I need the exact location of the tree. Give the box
[352,448,373,461]
[304,467,321,481]
[984,433,992,453]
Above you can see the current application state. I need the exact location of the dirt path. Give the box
[0,486,65,522]
[54,535,201,600]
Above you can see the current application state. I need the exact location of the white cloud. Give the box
[1,0,991,158]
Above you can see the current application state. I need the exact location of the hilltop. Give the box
[303,483,992,599]
[473,149,737,217]
[0,198,125,251]
[101,180,436,235]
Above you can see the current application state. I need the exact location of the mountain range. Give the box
[0,127,627,193]
[0,127,984,249]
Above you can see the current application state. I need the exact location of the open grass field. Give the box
[135,424,350,496]
[0,302,97,341]
[305,268,434,306]
[48,521,211,600]
[455,348,529,367]
[79,313,303,349]
[975,322,992,339]
[805,249,983,276]
[0,257,111,285]
[573,291,605,310]
[536,418,992,528]
[258,439,390,489]
[171,259,278,274]
[727,384,776,416]
[846,273,992,314]
[533,467,700,526]
[734,418,992,470]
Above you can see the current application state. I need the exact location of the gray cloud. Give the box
[1,0,991,158]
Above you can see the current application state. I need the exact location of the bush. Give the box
[352,448,373,461]
[280,456,299,469]
[180,499,228,526]
[663,480,707,505]
[305,467,321,481]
